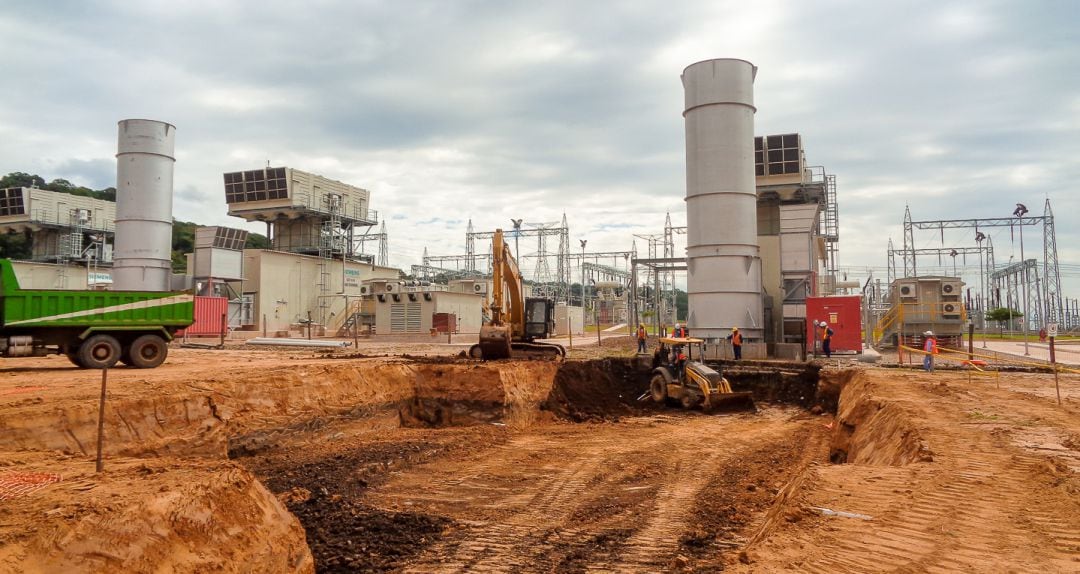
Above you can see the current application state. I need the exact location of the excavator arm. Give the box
[488,229,525,337]
[474,229,565,361]
[478,229,520,359]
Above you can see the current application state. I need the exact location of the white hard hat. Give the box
[924,330,934,336]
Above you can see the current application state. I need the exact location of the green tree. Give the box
[0,231,32,260]
[171,220,198,272]
[675,288,687,321]
[985,307,1022,335]
[0,172,46,189]
[245,232,269,249]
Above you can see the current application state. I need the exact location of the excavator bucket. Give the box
[477,324,512,360]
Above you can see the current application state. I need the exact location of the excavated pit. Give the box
[233,357,834,572]
[1,355,848,573]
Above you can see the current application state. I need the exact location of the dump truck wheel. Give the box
[64,346,85,367]
[78,334,121,369]
[126,335,169,369]
[650,373,668,402]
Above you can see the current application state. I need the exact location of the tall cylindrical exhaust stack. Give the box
[113,119,176,291]
[682,59,763,340]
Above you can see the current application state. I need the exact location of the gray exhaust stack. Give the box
[682,59,763,340]
[113,119,176,291]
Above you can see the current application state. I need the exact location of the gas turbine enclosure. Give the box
[682,59,763,340]
[113,119,176,291]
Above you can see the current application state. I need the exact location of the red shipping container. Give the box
[182,296,229,336]
[432,312,457,333]
[806,295,862,354]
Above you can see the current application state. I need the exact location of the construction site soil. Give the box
[1,337,1078,572]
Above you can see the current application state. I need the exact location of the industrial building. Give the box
[0,187,114,271]
[217,165,488,338]
[241,249,401,335]
[0,63,843,356]
[754,134,838,346]
[627,59,839,356]
[6,260,111,290]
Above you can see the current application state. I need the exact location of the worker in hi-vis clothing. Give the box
[821,322,834,358]
[923,331,937,372]
[636,323,647,353]
[727,327,743,360]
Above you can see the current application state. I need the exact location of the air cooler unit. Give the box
[941,282,962,296]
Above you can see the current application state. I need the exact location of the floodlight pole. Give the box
[976,232,987,348]
[580,239,587,309]
[1016,208,1030,356]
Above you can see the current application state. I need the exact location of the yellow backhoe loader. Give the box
[469,229,566,360]
[649,337,755,412]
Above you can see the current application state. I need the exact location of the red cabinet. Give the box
[806,295,862,354]
[182,296,229,336]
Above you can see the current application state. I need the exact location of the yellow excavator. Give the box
[650,337,755,412]
[469,229,566,360]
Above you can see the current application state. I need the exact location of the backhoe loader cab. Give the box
[650,337,755,412]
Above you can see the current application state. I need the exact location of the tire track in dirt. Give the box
[367,410,809,572]
[749,371,1080,574]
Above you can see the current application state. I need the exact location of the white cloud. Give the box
[0,0,1076,296]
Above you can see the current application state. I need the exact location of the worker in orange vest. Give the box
[636,323,647,353]
[821,322,834,358]
[923,330,938,372]
[727,326,743,360]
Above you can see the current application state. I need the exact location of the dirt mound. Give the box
[542,358,660,421]
[0,455,311,573]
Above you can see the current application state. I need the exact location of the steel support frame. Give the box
[895,200,1062,327]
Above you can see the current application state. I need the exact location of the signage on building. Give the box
[344,268,361,287]
[88,272,112,285]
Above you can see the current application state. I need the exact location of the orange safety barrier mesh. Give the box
[0,472,63,501]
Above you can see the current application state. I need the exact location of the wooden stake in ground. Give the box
[567,316,573,350]
[1049,332,1061,405]
[96,368,108,473]
[219,312,228,348]
[595,306,601,347]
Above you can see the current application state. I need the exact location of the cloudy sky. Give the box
[1,0,1077,298]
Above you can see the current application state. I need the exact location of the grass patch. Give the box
[967,409,1000,421]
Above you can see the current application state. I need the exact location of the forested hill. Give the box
[0,171,268,270]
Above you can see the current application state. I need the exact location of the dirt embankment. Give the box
[828,370,934,465]
[722,360,828,409]
[542,358,661,421]
[0,455,312,574]
[1,360,567,459]
[732,368,1080,572]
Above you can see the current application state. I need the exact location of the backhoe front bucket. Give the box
[704,391,757,413]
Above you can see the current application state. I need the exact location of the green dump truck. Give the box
[0,259,194,369]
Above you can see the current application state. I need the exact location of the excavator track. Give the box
[468,341,565,361]
[510,341,565,360]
